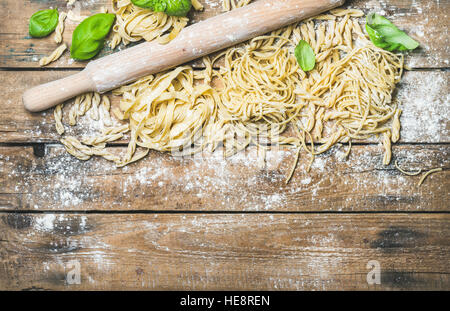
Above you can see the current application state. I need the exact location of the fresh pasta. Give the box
[54,104,65,135]
[395,160,422,176]
[191,0,204,11]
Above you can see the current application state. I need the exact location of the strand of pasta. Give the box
[342,140,352,159]
[109,11,402,167]
[89,93,102,120]
[391,108,401,143]
[39,43,67,66]
[102,124,130,135]
[82,132,125,146]
[285,147,300,184]
[110,0,203,48]
[68,95,81,126]
[54,90,133,164]
[382,131,392,165]
[67,9,86,23]
[100,95,113,126]
[54,104,65,135]
[192,0,204,11]
[61,136,97,161]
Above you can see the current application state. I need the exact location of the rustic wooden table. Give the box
[0,0,448,290]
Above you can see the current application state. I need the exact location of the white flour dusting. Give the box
[398,72,449,142]
[1,0,447,213]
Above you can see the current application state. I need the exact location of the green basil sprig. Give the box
[295,40,315,72]
[131,0,192,17]
[365,13,419,51]
[29,9,59,38]
[70,13,116,60]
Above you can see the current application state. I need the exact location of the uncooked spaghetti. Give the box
[417,168,443,186]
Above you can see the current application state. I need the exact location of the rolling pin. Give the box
[23,0,345,112]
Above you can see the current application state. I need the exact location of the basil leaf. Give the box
[131,0,192,16]
[70,13,116,60]
[295,40,315,72]
[365,13,419,51]
[29,9,59,38]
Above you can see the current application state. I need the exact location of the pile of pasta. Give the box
[55,7,405,182]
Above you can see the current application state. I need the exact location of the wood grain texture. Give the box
[0,144,448,212]
[1,70,448,143]
[0,0,448,69]
[0,213,448,290]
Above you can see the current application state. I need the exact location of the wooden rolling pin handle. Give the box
[23,70,95,112]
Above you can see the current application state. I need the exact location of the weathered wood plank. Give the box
[0,213,448,290]
[0,71,450,143]
[1,70,448,143]
[0,144,448,211]
[0,0,219,69]
[0,0,447,68]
